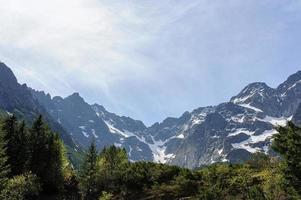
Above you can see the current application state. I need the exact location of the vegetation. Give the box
[272,122,301,197]
[0,114,300,199]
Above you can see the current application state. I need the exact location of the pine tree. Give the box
[28,115,64,194]
[28,115,48,180]
[79,141,100,200]
[272,122,301,196]
[2,115,18,176]
[15,120,30,174]
[0,124,10,190]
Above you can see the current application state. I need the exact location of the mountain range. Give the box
[0,61,300,168]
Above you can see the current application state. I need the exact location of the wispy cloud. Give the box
[0,0,301,125]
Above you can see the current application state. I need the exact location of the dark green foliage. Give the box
[3,116,29,175]
[28,115,64,194]
[79,141,100,200]
[74,142,300,200]
[0,114,300,200]
[0,122,10,190]
[2,115,19,175]
[272,122,301,196]
[150,168,200,200]
[0,115,68,198]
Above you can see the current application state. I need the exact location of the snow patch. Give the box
[231,115,245,123]
[232,93,255,104]
[82,131,89,138]
[231,129,277,153]
[228,128,254,137]
[114,143,122,148]
[128,146,132,156]
[218,149,223,155]
[91,129,98,138]
[137,146,142,152]
[238,104,263,112]
[148,136,175,164]
[257,116,291,127]
[79,126,86,130]
[177,134,184,139]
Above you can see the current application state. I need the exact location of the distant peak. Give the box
[0,62,18,85]
[53,96,64,101]
[231,82,273,104]
[244,82,269,90]
[277,70,301,91]
[92,103,106,110]
[282,71,301,84]
[66,92,84,102]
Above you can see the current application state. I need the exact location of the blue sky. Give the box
[0,0,301,125]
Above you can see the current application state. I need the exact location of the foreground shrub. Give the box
[0,173,41,200]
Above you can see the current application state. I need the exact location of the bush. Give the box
[99,191,113,200]
[0,173,41,200]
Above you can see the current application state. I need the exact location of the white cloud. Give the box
[0,0,301,125]
[0,0,149,91]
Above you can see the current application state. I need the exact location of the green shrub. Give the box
[0,173,41,200]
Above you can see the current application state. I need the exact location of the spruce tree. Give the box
[79,141,100,200]
[28,115,64,194]
[2,115,18,176]
[272,122,301,196]
[2,116,30,176]
[0,123,10,190]
[15,120,30,174]
[28,115,48,180]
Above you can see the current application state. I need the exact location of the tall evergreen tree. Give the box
[15,120,30,174]
[28,115,64,194]
[28,115,48,180]
[272,122,301,196]
[79,141,100,200]
[0,124,10,190]
[2,115,18,176]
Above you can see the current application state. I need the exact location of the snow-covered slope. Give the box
[30,70,301,168]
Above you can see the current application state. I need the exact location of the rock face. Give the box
[292,103,301,126]
[0,62,39,119]
[30,70,301,168]
[31,91,154,161]
[0,62,76,149]
[170,72,301,168]
[2,61,301,168]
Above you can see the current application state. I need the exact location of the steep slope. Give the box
[292,103,301,125]
[0,62,76,149]
[167,72,301,168]
[31,91,154,161]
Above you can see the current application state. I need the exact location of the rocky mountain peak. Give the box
[0,62,18,86]
[2,61,301,168]
[277,71,301,94]
[230,82,275,105]
[65,92,85,103]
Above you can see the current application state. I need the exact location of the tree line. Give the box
[0,115,300,199]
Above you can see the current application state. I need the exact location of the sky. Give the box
[0,0,301,125]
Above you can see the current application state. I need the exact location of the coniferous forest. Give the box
[0,115,300,200]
